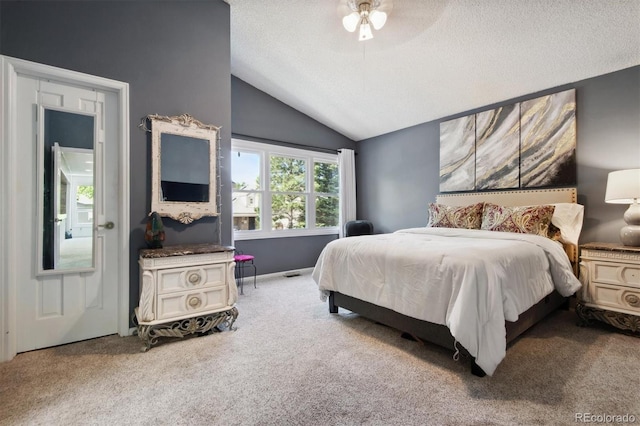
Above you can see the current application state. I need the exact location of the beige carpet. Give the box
[1,272,638,425]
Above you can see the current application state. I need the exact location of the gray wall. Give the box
[357,121,439,233]
[231,76,356,274]
[1,0,232,318]
[357,66,640,245]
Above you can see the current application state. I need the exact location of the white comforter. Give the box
[312,227,581,376]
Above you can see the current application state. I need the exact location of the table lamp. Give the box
[605,168,640,246]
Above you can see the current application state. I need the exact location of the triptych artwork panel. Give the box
[475,104,520,190]
[520,89,577,188]
[439,115,476,192]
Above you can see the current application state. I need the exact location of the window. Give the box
[232,139,339,240]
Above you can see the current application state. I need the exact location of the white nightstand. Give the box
[135,244,239,351]
[577,242,640,334]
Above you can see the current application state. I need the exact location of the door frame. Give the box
[0,55,131,362]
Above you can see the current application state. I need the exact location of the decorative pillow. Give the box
[481,203,555,237]
[427,202,484,229]
[551,203,584,246]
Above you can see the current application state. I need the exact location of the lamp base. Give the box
[620,225,640,247]
[621,203,640,246]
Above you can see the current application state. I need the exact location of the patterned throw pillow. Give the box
[427,202,484,229]
[481,203,556,237]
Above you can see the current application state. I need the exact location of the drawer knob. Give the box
[188,272,201,285]
[624,294,640,308]
[188,296,202,309]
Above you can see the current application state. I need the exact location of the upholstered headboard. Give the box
[435,188,577,206]
[435,188,579,275]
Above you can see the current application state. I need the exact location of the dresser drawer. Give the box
[157,264,226,294]
[586,281,640,315]
[591,261,640,289]
[156,287,228,321]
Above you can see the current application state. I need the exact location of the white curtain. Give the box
[338,148,357,238]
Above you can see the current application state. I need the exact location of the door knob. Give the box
[98,221,115,230]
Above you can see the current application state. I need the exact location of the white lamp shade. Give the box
[369,10,387,30]
[342,12,360,32]
[605,168,640,204]
[359,22,373,41]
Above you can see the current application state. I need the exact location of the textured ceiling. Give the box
[227,0,640,141]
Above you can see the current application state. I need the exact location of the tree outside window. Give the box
[270,156,306,229]
[314,162,338,227]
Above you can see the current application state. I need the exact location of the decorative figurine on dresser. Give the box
[135,113,238,351]
[577,243,640,334]
[145,211,165,249]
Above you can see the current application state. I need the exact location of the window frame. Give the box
[232,138,339,241]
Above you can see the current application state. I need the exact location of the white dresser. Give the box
[577,242,640,334]
[135,244,238,350]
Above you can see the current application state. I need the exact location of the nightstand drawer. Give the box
[157,287,228,321]
[592,262,640,289]
[587,281,640,315]
[157,264,226,294]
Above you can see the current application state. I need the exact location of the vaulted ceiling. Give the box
[227,0,640,141]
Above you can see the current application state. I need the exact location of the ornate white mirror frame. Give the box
[149,114,219,224]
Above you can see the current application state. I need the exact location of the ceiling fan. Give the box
[338,0,394,41]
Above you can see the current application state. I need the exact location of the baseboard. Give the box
[255,267,314,282]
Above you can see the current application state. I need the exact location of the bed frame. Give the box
[328,188,578,377]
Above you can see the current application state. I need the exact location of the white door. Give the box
[14,75,120,352]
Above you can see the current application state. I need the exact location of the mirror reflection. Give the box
[149,114,218,224]
[160,133,210,202]
[42,109,95,272]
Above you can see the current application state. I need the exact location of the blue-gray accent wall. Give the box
[231,76,356,275]
[1,0,232,318]
[356,66,640,245]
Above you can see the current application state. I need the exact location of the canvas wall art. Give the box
[475,104,520,190]
[438,88,577,192]
[439,115,476,192]
[520,89,576,187]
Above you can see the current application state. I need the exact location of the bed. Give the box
[312,188,583,376]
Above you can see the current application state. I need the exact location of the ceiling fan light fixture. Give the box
[359,21,374,41]
[342,0,389,41]
[369,9,387,30]
[342,11,360,32]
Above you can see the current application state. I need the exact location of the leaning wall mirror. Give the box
[150,114,219,224]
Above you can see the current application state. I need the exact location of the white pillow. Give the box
[551,203,584,246]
